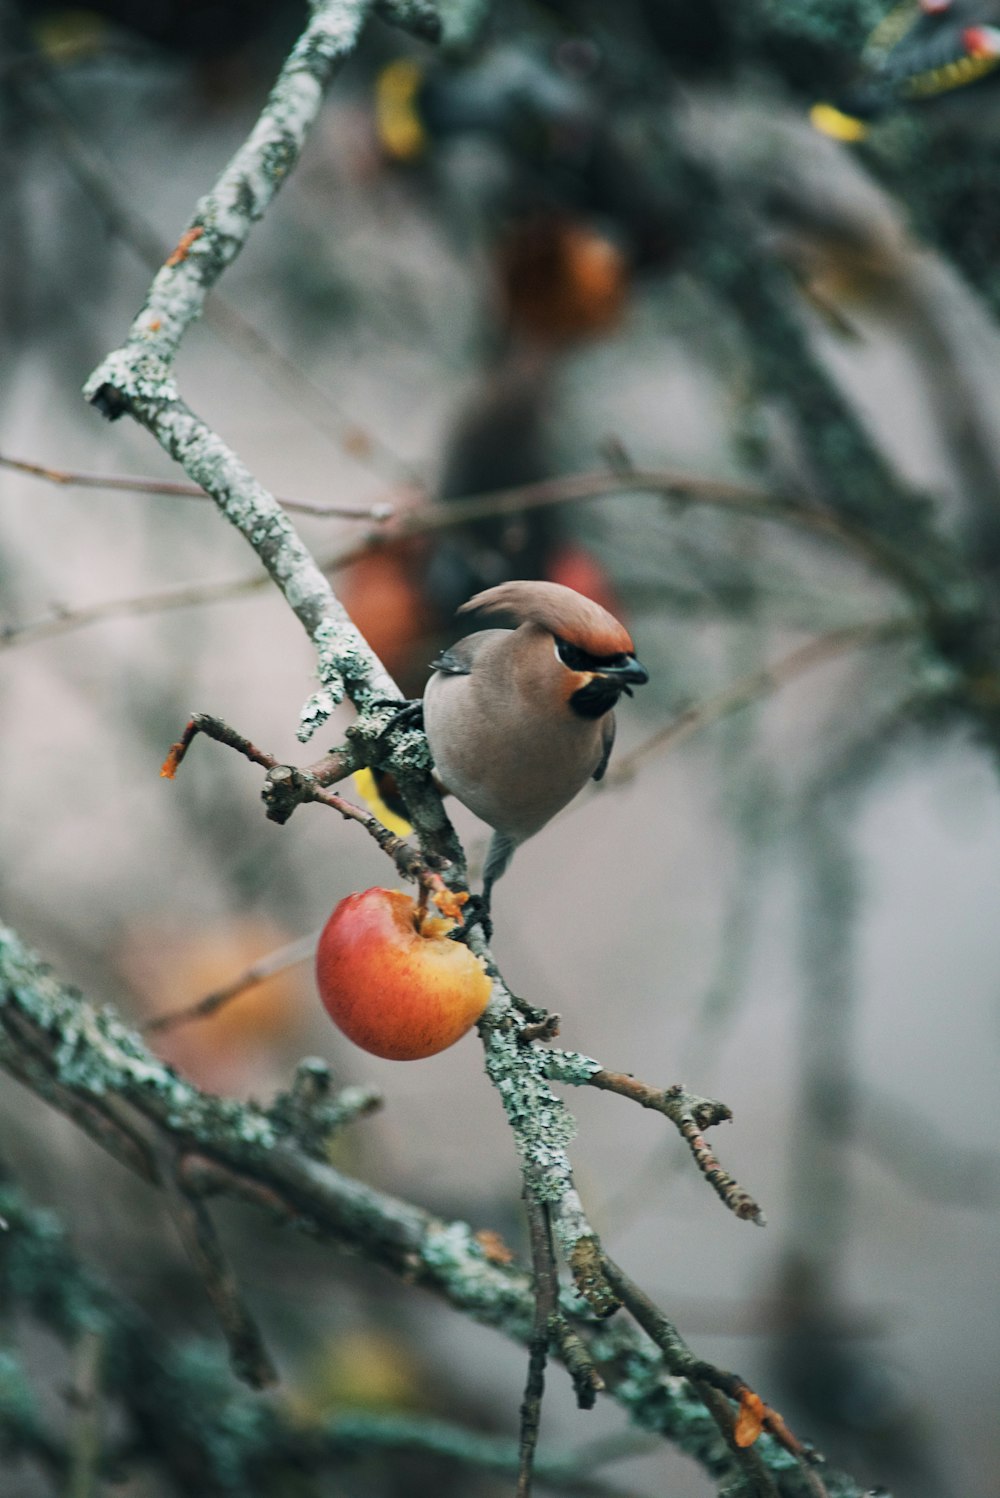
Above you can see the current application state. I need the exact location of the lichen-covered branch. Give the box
[0,925,874,1496]
[89,0,372,372]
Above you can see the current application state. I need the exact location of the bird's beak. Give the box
[596,655,649,696]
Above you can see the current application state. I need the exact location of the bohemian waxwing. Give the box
[423,580,648,919]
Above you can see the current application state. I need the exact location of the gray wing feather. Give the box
[430,628,508,677]
[429,647,472,676]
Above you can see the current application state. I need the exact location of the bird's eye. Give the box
[555,638,629,671]
[555,638,594,671]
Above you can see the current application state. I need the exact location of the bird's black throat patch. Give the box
[569,676,621,719]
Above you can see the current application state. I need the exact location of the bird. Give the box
[421,580,648,925]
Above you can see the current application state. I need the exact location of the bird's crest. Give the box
[458,580,634,656]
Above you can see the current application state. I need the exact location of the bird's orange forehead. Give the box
[565,618,634,655]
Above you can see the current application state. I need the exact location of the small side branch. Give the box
[159,712,454,897]
[0,452,388,520]
[159,711,278,779]
[517,1184,560,1498]
[543,1053,764,1225]
[266,1057,383,1160]
[590,1072,764,1226]
[143,931,317,1035]
[601,1257,825,1498]
[163,1158,278,1390]
[602,619,918,790]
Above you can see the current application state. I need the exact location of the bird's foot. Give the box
[370,698,424,734]
[448,893,492,943]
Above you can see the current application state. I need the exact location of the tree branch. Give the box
[517,1182,560,1498]
[0,923,873,1494]
[542,1051,764,1226]
[0,452,393,519]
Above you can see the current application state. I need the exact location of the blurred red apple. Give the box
[316,888,491,1059]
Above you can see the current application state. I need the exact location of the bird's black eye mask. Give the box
[554,636,650,717]
[554,637,632,673]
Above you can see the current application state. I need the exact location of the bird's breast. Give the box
[424,668,606,841]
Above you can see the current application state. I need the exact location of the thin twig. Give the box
[541,1051,762,1226]
[2,448,936,610]
[143,931,318,1035]
[0,568,274,651]
[517,1184,560,1498]
[159,712,278,779]
[601,1256,827,1498]
[0,446,926,668]
[66,1328,104,1498]
[585,1072,765,1225]
[600,617,918,789]
[162,1157,278,1389]
[0,453,393,520]
[160,712,455,899]
[600,1259,780,1498]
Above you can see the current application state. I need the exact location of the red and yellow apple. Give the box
[315,888,491,1059]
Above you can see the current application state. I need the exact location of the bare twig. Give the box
[143,931,318,1035]
[600,617,919,790]
[163,1158,278,1389]
[66,1328,104,1498]
[2,447,940,610]
[159,712,279,779]
[541,1051,763,1226]
[517,1184,560,1498]
[159,712,456,900]
[0,453,392,519]
[0,450,930,666]
[0,567,275,651]
[585,1072,765,1225]
[600,1257,818,1498]
[265,1059,383,1158]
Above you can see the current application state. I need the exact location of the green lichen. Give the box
[542,1048,602,1086]
[480,1019,579,1212]
[0,925,278,1154]
[419,1220,533,1336]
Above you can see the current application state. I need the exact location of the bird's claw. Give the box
[448,893,492,943]
[370,698,425,735]
[510,993,551,1026]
